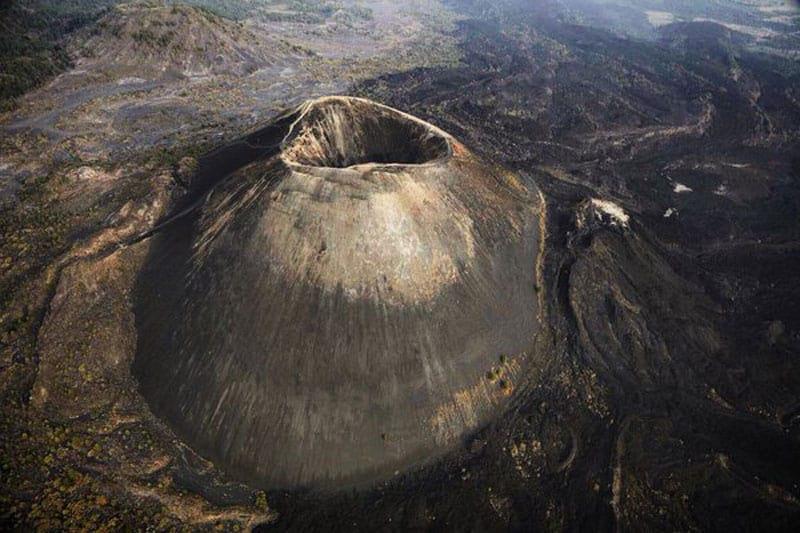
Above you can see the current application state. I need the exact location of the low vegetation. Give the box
[0,1,125,110]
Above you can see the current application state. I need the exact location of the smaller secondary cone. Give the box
[134,96,543,489]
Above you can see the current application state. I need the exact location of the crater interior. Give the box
[282,97,451,167]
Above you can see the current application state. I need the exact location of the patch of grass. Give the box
[253,490,269,512]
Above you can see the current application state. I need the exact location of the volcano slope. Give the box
[133,96,544,489]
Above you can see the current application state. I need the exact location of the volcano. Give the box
[133,96,543,489]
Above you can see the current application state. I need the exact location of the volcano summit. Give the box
[133,96,543,489]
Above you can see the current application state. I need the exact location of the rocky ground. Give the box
[2,0,800,530]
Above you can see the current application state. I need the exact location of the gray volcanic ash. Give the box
[133,97,545,489]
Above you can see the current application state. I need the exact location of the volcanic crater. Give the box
[133,96,544,489]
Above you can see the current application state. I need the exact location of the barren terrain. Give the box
[2,0,800,530]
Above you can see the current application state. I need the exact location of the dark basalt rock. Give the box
[133,96,544,489]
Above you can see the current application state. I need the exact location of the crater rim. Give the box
[279,96,454,170]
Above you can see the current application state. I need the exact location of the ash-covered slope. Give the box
[133,96,544,489]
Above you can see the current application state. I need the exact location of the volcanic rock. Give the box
[133,96,543,489]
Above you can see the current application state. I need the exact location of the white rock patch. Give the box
[590,198,630,227]
[645,11,675,27]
